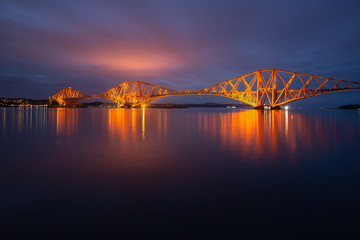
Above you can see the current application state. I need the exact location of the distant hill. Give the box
[339,104,360,109]
[84,101,117,107]
[147,102,250,108]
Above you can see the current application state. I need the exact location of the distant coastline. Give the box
[0,98,48,107]
[2,98,359,109]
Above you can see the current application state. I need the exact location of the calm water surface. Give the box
[1,107,360,237]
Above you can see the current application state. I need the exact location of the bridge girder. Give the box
[49,69,360,108]
[98,81,175,107]
[49,87,89,107]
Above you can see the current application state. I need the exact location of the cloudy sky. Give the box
[0,0,359,105]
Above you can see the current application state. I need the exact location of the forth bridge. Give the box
[49,69,360,109]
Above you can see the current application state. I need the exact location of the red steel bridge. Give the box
[49,69,360,109]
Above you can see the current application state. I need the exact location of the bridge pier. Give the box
[254,106,281,110]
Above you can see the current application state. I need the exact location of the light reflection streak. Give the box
[55,108,78,136]
[142,107,145,140]
[131,108,136,134]
[29,108,32,132]
[1,108,5,136]
[0,108,48,136]
[17,108,24,134]
[285,109,289,136]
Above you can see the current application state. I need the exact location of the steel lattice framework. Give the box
[50,69,360,108]
[99,81,175,107]
[49,87,89,107]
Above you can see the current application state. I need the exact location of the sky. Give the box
[0,0,360,106]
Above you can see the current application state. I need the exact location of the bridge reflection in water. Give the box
[2,107,355,166]
[54,108,79,137]
[44,108,354,166]
[2,106,360,238]
[2,108,352,165]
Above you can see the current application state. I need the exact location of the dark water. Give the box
[1,107,360,238]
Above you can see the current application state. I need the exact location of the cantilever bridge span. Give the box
[49,69,360,109]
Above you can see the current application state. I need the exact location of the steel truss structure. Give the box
[50,69,360,108]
